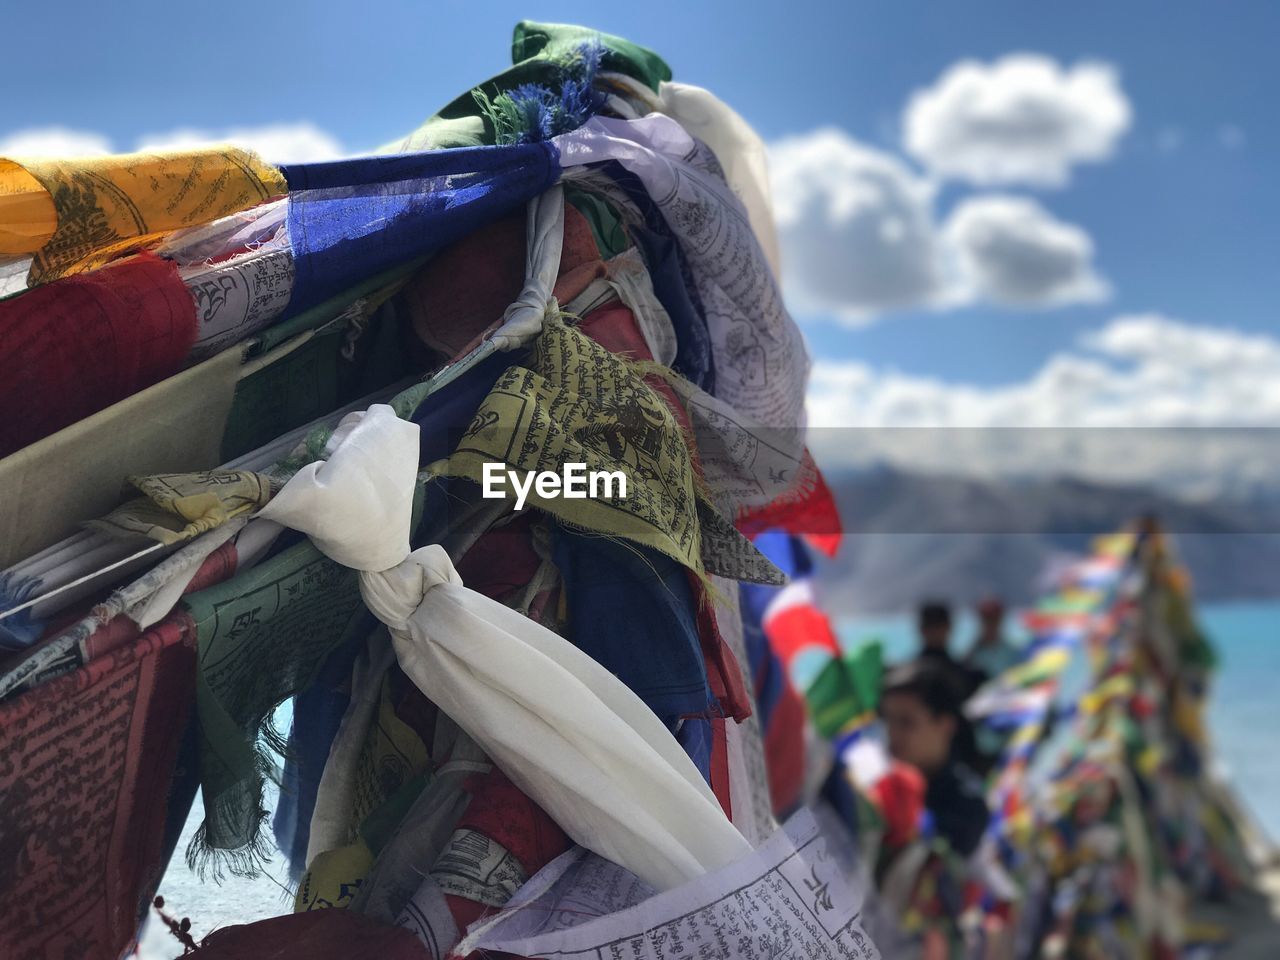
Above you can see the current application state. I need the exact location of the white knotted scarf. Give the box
[259,403,751,891]
[286,185,574,874]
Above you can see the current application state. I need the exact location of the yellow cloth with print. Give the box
[297,678,431,912]
[1079,673,1133,715]
[349,679,431,829]
[1003,647,1071,688]
[295,841,376,912]
[430,316,781,583]
[88,470,273,545]
[0,147,285,283]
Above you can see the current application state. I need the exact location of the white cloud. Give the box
[806,316,1280,497]
[135,122,346,163]
[769,128,949,324]
[1081,313,1280,394]
[810,314,1280,430]
[0,122,347,165]
[942,195,1107,306]
[903,55,1132,187]
[0,127,112,157]
[768,130,1107,321]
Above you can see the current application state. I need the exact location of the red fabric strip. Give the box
[735,450,843,554]
[403,202,600,362]
[188,908,430,959]
[0,252,197,457]
[0,613,196,959]
[709,717,733,820]
[438,768,571,934]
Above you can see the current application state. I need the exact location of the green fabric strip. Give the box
[566,186,631,260]
[387,21,672,152]
[511,20,671,89]
[185,539,368,873]
[184,477,429,875]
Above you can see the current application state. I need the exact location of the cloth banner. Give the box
[385,20,671,152]
[259,404,753,891]
[431,314,779,583]
[0,615,195,959]
[183,537,370,871]
[89,470,273,545]
[552,523,713,723]
[458,809,881,960]
[556,115,809,430]
[279,144,559,316]
[0,253,197,458]
[0,146,284,284]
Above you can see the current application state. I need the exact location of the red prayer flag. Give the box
[0,614,196,959]
[0,253,196,457]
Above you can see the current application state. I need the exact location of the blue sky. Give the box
[3,0,1276,408]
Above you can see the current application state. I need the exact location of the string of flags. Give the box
[0,19,1260,960]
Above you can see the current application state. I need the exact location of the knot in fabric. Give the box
[358,545,462,632]
[490,280,557,350]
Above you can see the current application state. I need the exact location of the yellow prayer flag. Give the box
[0,146,285,283]
[87,470,273,545]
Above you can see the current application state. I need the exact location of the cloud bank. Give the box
[769,130,1107,323]
[0,122,345,163]
[805,316,1280,498]
[903,54,1132,187]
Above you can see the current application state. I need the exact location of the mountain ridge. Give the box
[813,466,1280,615]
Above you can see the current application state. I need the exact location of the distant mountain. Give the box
[813,466,1280,616]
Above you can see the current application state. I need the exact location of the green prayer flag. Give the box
[566,186,631,260]
[387,21,672,152]
[184,539,369,874]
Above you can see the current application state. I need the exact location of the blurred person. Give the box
[878,659,989,858]
[915,600,983,698]
[965,596,1020,683]
[917,600,953,655]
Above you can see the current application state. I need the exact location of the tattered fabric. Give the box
[430,314,778,583]
[88,470,273,545]
[183,539,368,872]
[556,116,810,430]
[0,614,195,959]
[386,20,671,152]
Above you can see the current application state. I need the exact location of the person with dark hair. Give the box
[878,659,990,858]
[914,600,984,699]
[917,600,952,653]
